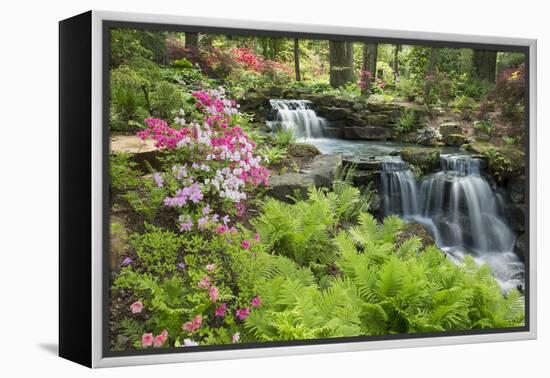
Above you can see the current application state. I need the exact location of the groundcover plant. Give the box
[108,27,526,352]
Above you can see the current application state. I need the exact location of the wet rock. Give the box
[507,176,525,204]
[343,126,392,140]
[352,170,381,188]
[396,222,436,249]
[507,203,526,233]
[327,120,347,129]
[442,133,467,146]
[343,156,383,171]
[308,94,337,107]
[514,233,526,260]
[267,154,342,202]
[265,86,283,97]
[322,127,345,139]
[400,147,441,174]
[439,122,462,137]
[288,143,321,159]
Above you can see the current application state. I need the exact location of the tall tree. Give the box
[185,32,199,49]
[329,41,355,88]
[424,48,439,99]
[293,38,301,81]
[393,44,401,81]
[473,49,497,83]
[361,42,378,95]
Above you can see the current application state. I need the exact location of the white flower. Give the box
[183,338,199,347]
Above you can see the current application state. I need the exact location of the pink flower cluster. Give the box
[141,329,168,348]
[137,89,269,233]
[182,315,202,332]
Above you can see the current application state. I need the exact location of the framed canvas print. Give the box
[59,10,537,368]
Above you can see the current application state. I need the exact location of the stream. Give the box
[267,99,525,291]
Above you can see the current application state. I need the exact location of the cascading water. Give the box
[381,154,524,291]
[267,99,327,139]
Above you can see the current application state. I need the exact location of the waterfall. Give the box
[267,99,327,139]
[381,154,524,291]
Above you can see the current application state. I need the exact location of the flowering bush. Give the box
[138,89,269,234]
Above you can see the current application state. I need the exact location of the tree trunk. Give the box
[473,49,497,83]
[329,41,355,88]
[424,48,439,99]
[294,38,301,81]
[361,43,378,95]
[185,32,199,49]
[393,44,401,81]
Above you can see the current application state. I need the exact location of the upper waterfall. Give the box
[267,99,327,139]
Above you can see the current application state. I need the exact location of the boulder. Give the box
[240,91,269,110]
[318,106,353,121]
[395,222,436,250]
[439,121,462,137]
[343,126,391,140]
[343,156,384,171]
[507,176,525,204]
[365,113,391,127]
[367,101,399,112]
[507,203,526,233]
[400,147,441,175]
[267,154,342,202]
[442,133,467,146]
[322,127,345,139]
[308,94,337,107]
[288,143,321,159]
[327,120,347,129]
[265,86,283,97]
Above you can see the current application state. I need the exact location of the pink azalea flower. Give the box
[241,240,250,249]
[253,233,260,242]
[153,329,168,348]
[236,307,250,320]
[198,275,211,289]
[251,296,261,308]
[130,300,143,314]
[182,315,202,332]
[215,303,227,317]
[209,286,219,302]
[141,333,154,348]
[232,332,240,343]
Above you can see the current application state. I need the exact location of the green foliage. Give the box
[252,191,336,267]
[273,129,296,148]
[395,108,416,134]
[246,214,524,341]
[483,149,516,182]
[473,120,492,136]
[129,224,185,276]
[451,95,478,119]
[123,177,167,222]
[110,153,141,192]
[110,57,183,132]
[260,145,288,165]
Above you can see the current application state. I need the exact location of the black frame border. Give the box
[101,19,531,359]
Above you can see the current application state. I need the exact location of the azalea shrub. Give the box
[137,88,269,233]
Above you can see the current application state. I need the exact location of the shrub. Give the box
[274,129,296,148]
[137,89,269,233]
[110,153,141,192]
[395,108,416,134]
[450,95,478,120]
[473,120,492,136]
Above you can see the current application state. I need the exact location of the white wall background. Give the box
[0,0,546,376]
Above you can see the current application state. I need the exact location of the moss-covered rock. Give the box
[288,143,321,159]
[400,147,441,175]
[439,121,461,137]
[462,141,525,182]
[395,222,435,250]
[442,133,467,146]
